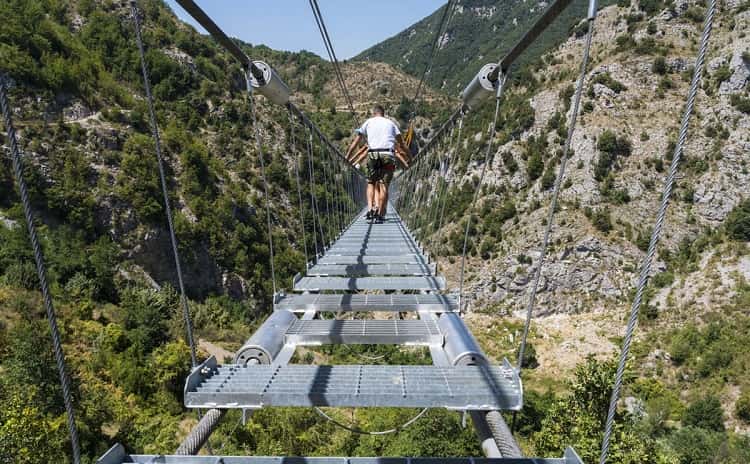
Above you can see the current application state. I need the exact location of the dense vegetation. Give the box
[2,0,749,463]
[357,0,618,94]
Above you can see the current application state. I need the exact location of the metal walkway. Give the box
[100,444,584,464]
[183,206,522,412]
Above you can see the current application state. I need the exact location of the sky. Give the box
[165,1,445,60]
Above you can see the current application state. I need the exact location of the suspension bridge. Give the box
[0,0,719,462]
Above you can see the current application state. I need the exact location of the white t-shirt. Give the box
[356,116,401,156]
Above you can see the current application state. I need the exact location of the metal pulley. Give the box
[460,63,500,109]
[234,310,297,365]
[248,60,291,106]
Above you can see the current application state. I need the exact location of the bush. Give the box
[652,56,668,74]
[668,426,725,464]
[591,72,627,93]
[683,396,725,431]
[591,209,612,233]
[540,166,556,190]
[595,130,632,181]
[736,389,750,423]
[725,199,750,241]
[527,152,544,181]
[730,94,750,114]
[116,134,165,222]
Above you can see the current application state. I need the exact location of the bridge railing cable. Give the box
[308,0,360,126]
[1,74,82,464]
[599,0,715,462]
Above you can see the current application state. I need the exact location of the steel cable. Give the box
[308,0,359,126]
[599,1,715,462]
[458,74,508,313]
[289,108,310,268]
[314,406,429,436]
[130,0,198,368]
[1,75,82,464]
[130,4,214,451]
[517,13,596,373]
[246,71,278,296]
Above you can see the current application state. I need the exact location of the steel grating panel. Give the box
[184,360,522,410]
[99,444,583,464]
[325,249,422,257]
[308,263,435,276]
[285,319,443,345]
[274,294,459,312]
[316,255,428,265]
[294,276,445,291]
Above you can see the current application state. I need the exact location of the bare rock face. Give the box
[222,272,249,300]
[63,101,93,122]
[718,50,750,95]
[129,227,222,299]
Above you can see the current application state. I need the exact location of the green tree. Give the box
[725,199,750,241]
[116,134,165,222]
[682,396,724,432]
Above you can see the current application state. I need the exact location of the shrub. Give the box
[527,152,544,181]
[730,94,750,114]
[652,56,668,74]
[591,209,612,233]
[540,166,556,190]
[725,199,750,241]
[683,396,725,432]
[668,426,725,464]
[651,271,674,288]
[591,72,627,93]
[116,134,164,222]
[595,130,632,181]
[736,389,750,423]
[640,0,664,15]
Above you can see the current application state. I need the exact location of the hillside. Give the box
[0,0,455,461]
[403,0,750,460]
[2,0,750,463]
[356,0,616,95]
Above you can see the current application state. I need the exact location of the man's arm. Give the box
[345,133,364,162]
[352,144,369,165]
[394,134,411,168]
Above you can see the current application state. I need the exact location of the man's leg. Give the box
[367,182,376,212]
[378,182,389,217]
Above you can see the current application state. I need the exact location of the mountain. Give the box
[2,0,750,462]
[357,0,615,95]
[0,0,456,461]
[389,0,750,459]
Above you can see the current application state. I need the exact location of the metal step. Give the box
[308,263,435,276]
[100,445,583,464]
[293,276,445,291]
[285,319,443,345]
[184,357,522,410]
[274,294,459,312]
[325,249,422,257]
[316,255,429,265]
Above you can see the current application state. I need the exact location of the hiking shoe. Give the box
[365,210,373,220]
[374,214,385,224]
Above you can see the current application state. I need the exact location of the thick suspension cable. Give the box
[130,0,198,368]
[599,1,715,462]
[457,74,508,313]
[309,0,359,126]
[517,11,596,373]
[1,75,82,464]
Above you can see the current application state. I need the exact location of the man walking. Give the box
[345,105,410,223]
